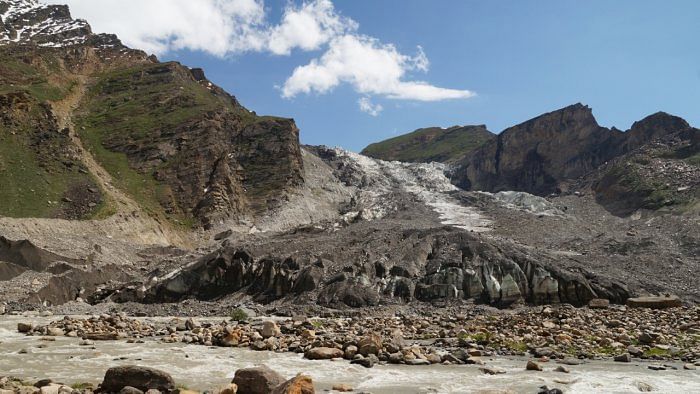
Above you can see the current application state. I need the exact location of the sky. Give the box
[46,0,700,151]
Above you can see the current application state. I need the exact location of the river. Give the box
[1,316,698,393]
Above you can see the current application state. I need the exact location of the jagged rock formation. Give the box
[362,125,494,163]
[452,104,696,200]
[0,0,304,226]
[0,0,90,47]
[130,225,628,308]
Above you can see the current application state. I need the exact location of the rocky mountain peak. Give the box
[0,0,95,47]
[501,102,600,138]
[629,111,690,136]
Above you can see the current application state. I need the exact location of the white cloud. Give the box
[44,0,475,104]
[268,0,357,55]
[282,35,475,101]
[45,0,268,56]
[358,97,383,116]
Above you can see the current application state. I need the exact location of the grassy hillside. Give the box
[361,125,494,163]
[75,62,245,225]
[0,48,102,219]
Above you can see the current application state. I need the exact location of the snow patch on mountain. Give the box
[0,0,90,47]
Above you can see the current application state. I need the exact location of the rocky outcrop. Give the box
[0,0,91,47]
[454,104,625,195]
[137,226,628,308]
[452,104,695,199]
[78,60,304,227]
[591,127,699,216]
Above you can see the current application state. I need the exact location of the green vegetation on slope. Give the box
[361,125,494,163]
[0,48,74,102]
[0,49,100,219]
[75,62,249,225]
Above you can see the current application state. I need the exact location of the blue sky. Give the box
[54,0,700,151]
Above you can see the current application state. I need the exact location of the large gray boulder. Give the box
[100,366,175,393]
[231,365,285,394]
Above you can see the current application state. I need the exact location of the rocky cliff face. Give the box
[453,104,624,195]
[76,61,303,226]
[453,104,695,201]
[125,224,628,308]
[0,0,304,226]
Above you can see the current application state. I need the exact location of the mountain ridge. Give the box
[0,0,304,229]
[361,124,494,163]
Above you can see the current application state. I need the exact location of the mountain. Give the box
[361,125,494,163]
[0,0,697,315]
[0,0,303,227]
[451,104,698,211]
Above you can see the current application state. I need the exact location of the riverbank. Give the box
[10,304,700,364]
[1,313,698,393]
[2,304,699,393]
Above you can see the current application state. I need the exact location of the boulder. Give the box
[358,333,382,356]
[232,365,285,394]
[34,379,54,388]
[350,356,376,368]
[218,384,238,394]
[272,374,314,394]
[305,347,344,360]
[331,384,353,392]
[479,366,506,375]
[100,366,175,393]
[627,345,643,357]
[46,327,64,336]
[526,360,543,371]
[344,345,358,359]
[261,321,280,338]
[626,296,682,309]
[38,384,70,394]
[18,322,33,333]
[614,353,631,362]
[588,298,610,309]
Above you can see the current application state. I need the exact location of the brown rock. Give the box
[219,384,238,394]
[588,298,610,309]
[526,360,543,371]
[232,365,285,394]
[331,384,353,392]
[554,366,570,373]
[100,365,175,392]
[272,374,314,394]
[358,333,382,356]
[305,347,344,360]
[626,296,682,309]
[614,353,631,362]
[261,321,281,338]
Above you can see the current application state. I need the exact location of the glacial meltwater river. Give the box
[1,316,698,393]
